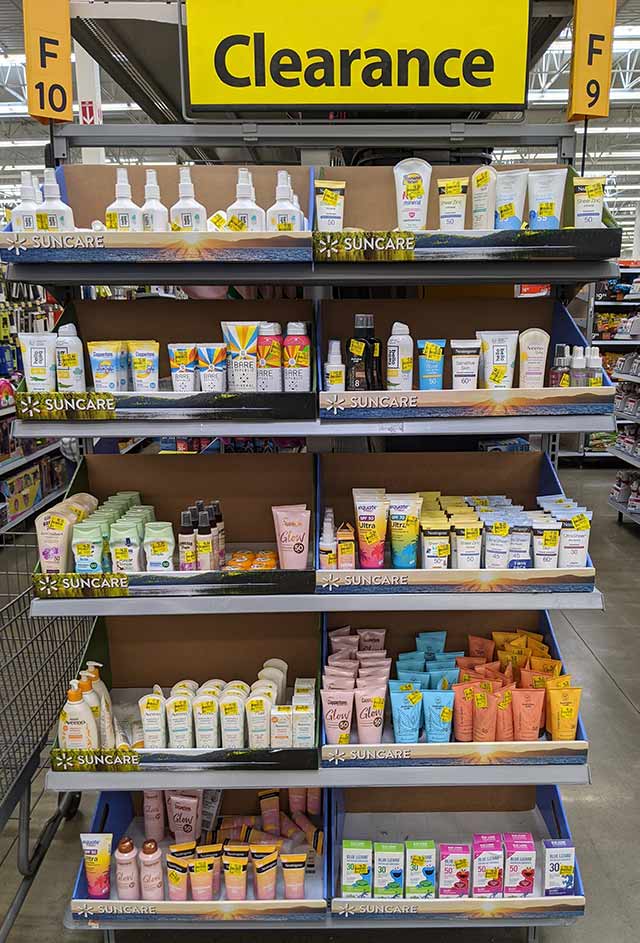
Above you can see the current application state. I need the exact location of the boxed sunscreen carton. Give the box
[341,839,373,897]
[292,703,315,748]
[504,839,536,896]
[373,842,404,898]
[472,836,504,898]
[438,843,471,897]
[543,839,576,896]
[405,840,436,898]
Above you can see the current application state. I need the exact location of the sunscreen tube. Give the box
[219,693,246,749]
[88,342,121,392]
[221,321,259,392]
[353,492,389,569]
[388,494,422,568]
[527,169,567,230]
[394,158,432,230]
[138,692,167,748]
[81,833,112,899]
[166,694,194,749]
[168,343,198,392]
[192,694,219,749]
[451,339,480,390]
[166,854,189,900]
[495,169,528,230]
[245,695,271,749]
[128,340,159,392]
[281,852,307,899]
[477,330,519,389]
[519,328,550,389]
[314,180,345,231]
[438,177,469,231]
[573,176,605,228]
[197,343,227,392]
[471,166,497,230]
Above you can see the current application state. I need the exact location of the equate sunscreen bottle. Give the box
[226,167,265,232]
[267,170,303,232]
[37,168,75,232]
[11,171,38,232]
[170,167,207,232]
[58,679,98,750]
[141,169,169,232]
[106,167,143,232]
[55,324,86,392]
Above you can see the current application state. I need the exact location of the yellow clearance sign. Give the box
[184,0,531,111]
[567,0,617,122]
[23,0,73,123]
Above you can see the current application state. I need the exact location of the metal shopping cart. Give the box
[0,530,94,942]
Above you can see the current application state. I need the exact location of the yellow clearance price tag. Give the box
[193,860,209,874]
[588,377,602,387]
[105,211,119,230]
[277,221,294,231]
[36,212,49,231]
[145,697,161,711]
[474,691,488,708]
[423,343,443,361]
[492,521,509,536]
[114,547,129,561]
[440,706,453,722]
[543,530,559,548]
[399,683,413,691]
[227,215,247,231]
[353,863,368,873]
[485,868,499,880]
[151,541,168,555]
[173,699,189,714]
[322,188,339,206]
[210,212,226,229]
[437,544,450,557]
[480,680,492,692]
[586,182,604,198]
[560,704,574,719]
[571,513,590,531]
[200,702,217,714]
[499,202,515,220]
[372,697,385,710]
[401,356,413,372]
[167,868,181,885]
[560,864,574,876]
[559,373,570,388]
[338,732,350,744]
[411,855,426,867]
[48,515,67,531]
[184,549,197,564]
[405,180,424,200]
[475,170,490,188]
[443,179,462,195]
[463,686,475,701]
[407,691,422,705]
[454,858,468,870]
[222,702,238,716]
[538,201,555,217]
[76,543,91,556]
[464,528,480,540]
[349,339,365,356]
[489,364,507,384]
[498,690,513,710]
[60,353,78,367]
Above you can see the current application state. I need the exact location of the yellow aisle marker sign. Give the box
[184,0,531,111]
[567,0,617,121]
[23,0,73,123]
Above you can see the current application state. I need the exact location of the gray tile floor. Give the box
[0,468,638,942]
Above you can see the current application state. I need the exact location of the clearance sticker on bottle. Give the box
[407,691,422,705]
[532,677,547,689]
[227,215,248,231]
[586,182,604,199]
[145,697,161,711]
[151,541,169,555]
[277,221,294,231]
[167,868,182,885]
[480,680,493,692]
[489,364,507,384]
[401,356,413,371]
[404,175,424,200]
[485,868,499,880]
[437,544,450,557]
[60,352,78,368]
[474,691,488,708]
[422,343,443,361]
[559,373,570,388]
[443,179,463,195]
[571,513,590,531]
[76,543,92,556]
[498,690,513,710]
[372,696,385,710]
[183,549,197,564]
[209,212,227,230]
[440,706,453,722]
[222,702,239,716]
[48,515,67,531]
[327,369,344,385]
[353,862,369,873]
[105,211,120,230]
[492,521,509,536]
[538,201,555,217]
[543,530,559,548]
[560,864,575,876]
[463,686,475,701]
[411,855,426,867]
[560,704,575,719]
[338,732,349,744]
[588,377,603,387]
[200,701,217,714]
[114,547,130,561]
[399,683,413,691]
[349,339,365,356]
[193,859,210,874]
[173,699,189,714]
[498,202,515,220]
[464,527,480,540]
[475,170,490,188]
[322,188,339,206]
[454,858,468,870]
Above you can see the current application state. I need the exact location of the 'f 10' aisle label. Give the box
[183,0,530,112]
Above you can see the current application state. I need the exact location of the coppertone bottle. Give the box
[115,836,140,900]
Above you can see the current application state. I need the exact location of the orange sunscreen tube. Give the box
[547,687,582,740]
[223,854,248,900]
[292,812,324,854]
[495,686,515,741]
[279,812,306,844]
[511,688,545,741]
[288,787,307,815]
[468,636,495,661]
[254,850,279,900]
[544,675,572,733]
[281,852,307,899]
[520,667,554,728]
[189,857,214,901]
[166,854,189,901]
[472,691,498,741]
[452,681,482,742]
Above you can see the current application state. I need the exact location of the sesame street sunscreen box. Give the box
[472,836,504,897]
[504,839,536,896]
[373,843,404,898]
[405,840,436,899]
[341,840,373,898]
[543,839,575,896]
[439,843,470,897]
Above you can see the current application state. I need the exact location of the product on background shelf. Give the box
[283,322,311,392]
[394,158,432,231]
[272,503,311,570]
[518,329,550,389]
[451,339,481,390]
[543,840,576,896]
[321,626,581,748]
[105,168,142,232]
[80,787,322,905]
[266,170,304,232]
[55,325,86,393]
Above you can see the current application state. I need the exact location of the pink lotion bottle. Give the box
[115,836,140,900]
[283,321,311,392]
[139,839,164,901]
[143,790,166,842]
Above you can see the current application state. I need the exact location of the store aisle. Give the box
[0,469,638,943]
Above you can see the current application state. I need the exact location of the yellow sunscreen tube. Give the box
[280,852,308,900]
[547,686,582,740]
[197,842,223,896]
[223,854,248,901]
[254,850,279,900]
[127,340,159,393]
[531,656,563,677]
[544,674,573,734]
[168,840,197,859]
[166,854,189,901]
[292,811,324,854]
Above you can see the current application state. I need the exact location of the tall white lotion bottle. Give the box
[105,168,143,232]
[170,167,207,232]
[227,168,266,231]
[141,170,169,232]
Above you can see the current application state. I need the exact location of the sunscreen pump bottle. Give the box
[170,167,207,232]
[570,346,587,387]
[106,168,143,231]
[32,175,43,207]
[324,339,346,392]
[227,168,265,232]
[58,679,98,750]
[55,323,86,392]
[11,171,38,232]
[141,169,169,232]
[587,346,604,386]
[38,168,75,232]
[267,170,303,231]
